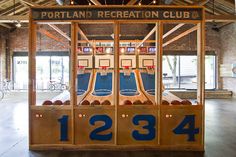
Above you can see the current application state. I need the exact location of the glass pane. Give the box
[35,23,71,106]
[205,55,216,89]
[13,57,28,90]
[179,56,197,90]
[163,55,180,89]
[77,23,114,106]
[36,56,50,90]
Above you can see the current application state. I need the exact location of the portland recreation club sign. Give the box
[32,6,203,21]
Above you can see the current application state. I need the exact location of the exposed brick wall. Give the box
[9,25,70,52]
[220,23,236,97]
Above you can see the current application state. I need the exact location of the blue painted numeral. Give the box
[58,115,69,141]
[173,115,199,141]
[132,115,156,141]
[89,115,112,141]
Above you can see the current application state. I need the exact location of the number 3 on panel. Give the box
[132,115,156,141]
[173,115,199,142]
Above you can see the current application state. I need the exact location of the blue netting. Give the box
[120,72,139,96]
[93,73,112,96]
[77,73,91,95]
[141,72,155,95]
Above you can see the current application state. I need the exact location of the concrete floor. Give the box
[0,92,236,157]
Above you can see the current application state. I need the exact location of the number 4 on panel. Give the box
[173,115,199,142]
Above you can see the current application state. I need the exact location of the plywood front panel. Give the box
[75,106,115,145]
[117,106,159,145]
[31,109,72,145]
[160,106,202,146]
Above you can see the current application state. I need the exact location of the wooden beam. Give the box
[192,0,210,5]
[163,23,185,39]
[19,0,38,6]
[77,25,94,46]
[0,23,11,29]
[136,25,157,47]
[137,23,185,48]
[163,25,197,47]
[206,14,236,22]
[48,24,71,41]
[78,39,156,43]
[0,15,28,22]
[127,0,138,5]
[90,0,102,5]
[37,27,69,48]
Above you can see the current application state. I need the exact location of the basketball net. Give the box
[100,66,108,76]
[78,66,85,74]
[146,65,155,75]
[123,66,131,76]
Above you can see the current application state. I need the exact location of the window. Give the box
[163,55,216,90]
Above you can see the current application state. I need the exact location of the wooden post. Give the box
[114,22,120,145]
[156,22,163,145]
[71,22,77,144]
[197,9,205,147]
[155,22,163,105]
[28,9,36,145]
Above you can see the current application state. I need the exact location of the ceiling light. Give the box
[15,21,21,28]
[138,2,142,6]
[153,0,156,4]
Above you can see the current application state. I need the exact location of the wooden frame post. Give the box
[197,11,205,147]
[114,22,120,145]
[71,22,77,144]
[155,21,163,145]
[155,22,163,105]
[28,9,36,146]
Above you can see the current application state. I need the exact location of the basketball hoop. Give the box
[146,65,155,75]
[123,66,131,76]
[78,65,85,74]
[100,66,108,76]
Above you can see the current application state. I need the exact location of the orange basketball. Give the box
[181,100,192,105]
[171,100,181,105]
[91,100,100,105]
[123,100,132,105]
[101,100,111,105]
[63,100,70,105]
[133,100,142,105]
[80,100,90,105]
[143,100,153,105]
[42,100,53,105]
[53,100,63,105]
[162,100,170,105]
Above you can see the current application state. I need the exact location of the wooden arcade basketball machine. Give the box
[29,6,205,151]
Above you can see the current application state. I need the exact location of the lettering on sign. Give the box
[32,7,202,21]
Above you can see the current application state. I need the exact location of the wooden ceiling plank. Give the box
[206,14,236,22]
[48,24,71,41]
[0,23,11,29]
[18,0,38,6]
[163,26,197,47]
[0,3,22,16]
[90,0,102,5]
[0,15,28,22]
[193,0,210,5]
[0,0,10,8]
[127,0,138,5]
